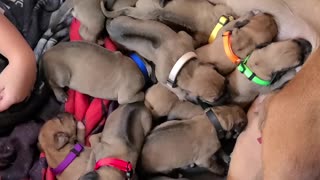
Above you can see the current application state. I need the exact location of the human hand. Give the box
[0,60,36,112]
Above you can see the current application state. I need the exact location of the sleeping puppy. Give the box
[104,0,138,10]
[101,0,236,47]
[42,41,149,104]
[227,38,312,108]
[196,11,278,75]
[38,113,94,180]
[145,83,203,120]
[79,103,152,180]
[107,16,226,105]
[141,105,247,175]
[72,0,106,43]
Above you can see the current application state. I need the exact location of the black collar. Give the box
[198,101,225,139]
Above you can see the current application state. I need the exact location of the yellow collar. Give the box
[208,15,234,43]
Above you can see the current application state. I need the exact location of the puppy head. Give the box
[145,84,179,118]
[186,64,226,105]
[38,113,77,151]
[246,39,312,83]
[212,105,248,138]
[230,12,278,58]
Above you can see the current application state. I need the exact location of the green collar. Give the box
[237,55,271,86]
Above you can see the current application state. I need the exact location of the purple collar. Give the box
[51,143,84,175]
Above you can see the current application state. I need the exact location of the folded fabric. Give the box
[0,121,42,179]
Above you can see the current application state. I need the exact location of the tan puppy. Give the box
[72,0,105,43]
[107,16,226,105]
[79,102,152,180]
[104,0,138,10]
[42,41,146,104]
[38,113,93,180]
[207,0,320,48]
[141,105,247,176]
[145,83,203,120]
[196,12,278,75]
[227,39,311,108]
[101,0,235,47]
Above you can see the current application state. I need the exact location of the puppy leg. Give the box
[47,66,70,103]
[196,158,225,175]
[49,80,68,103]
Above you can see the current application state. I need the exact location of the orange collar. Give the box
[223,31,241,64]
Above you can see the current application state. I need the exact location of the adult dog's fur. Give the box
[38,113,92,180]
[101,0,235,47]
[42,41,146,104]
[227,39,312,108]
[141,105,247,175]
[196,12,278,75]
[107,16,226,105]
[79,103,152,180]
[261,48,320,180]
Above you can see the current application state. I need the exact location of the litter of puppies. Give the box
[6,0,315,179]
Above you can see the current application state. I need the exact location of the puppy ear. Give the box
[54,132,70,150]
[160,0,172,7]
[234,19,250,29]
[79,171,100,180]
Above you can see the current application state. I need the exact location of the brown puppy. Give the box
[141,105,247,175]
[42,41,147,104]
[104,0,138,10]
[79,103,152,180]
[227,39,311,108]
[72,0,105,43]
[101,0,235,47]
[107,16,226,105]
[145,83,203,120]
[38,113,93,180]
[196,12,278,75]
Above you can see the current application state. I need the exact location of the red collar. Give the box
[94,158,133,179]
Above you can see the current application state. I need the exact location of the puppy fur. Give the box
[101,0,235,47]
[141,105,247,175]
[196,11,278,75]
[107,16,226,105]
[103,0,138,10]
[38,113,92,180]
[72,0,106,43]
[42,41,146,104]
[227,39,312,108]
[145,83,203,120]
[79,102,152,180]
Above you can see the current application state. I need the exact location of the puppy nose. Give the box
[293,38,312,63]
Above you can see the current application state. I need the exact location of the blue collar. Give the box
[129,53,149,82]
